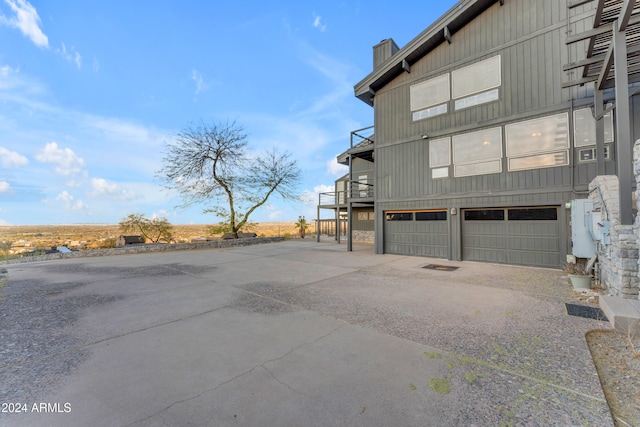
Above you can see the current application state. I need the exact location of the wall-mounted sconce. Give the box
[421,134,429,139]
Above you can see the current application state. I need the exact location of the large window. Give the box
[429,137,451,179]
[452,55,501,110]
[453,127,502,177]
[410,74,450,120]
[505,113,569,171]
[573,107,614,147]
[411,55,501,120]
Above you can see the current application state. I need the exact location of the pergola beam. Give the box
[596,44,615,89]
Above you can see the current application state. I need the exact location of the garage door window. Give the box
[415,211,447,221]
[508,208,557,220]
[464,209,505,220]
[386,212,413,221]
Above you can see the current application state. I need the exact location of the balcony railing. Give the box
[350,125,374,149]
[318,182,373,208]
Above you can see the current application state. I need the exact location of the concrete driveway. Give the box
[0,240,613,426]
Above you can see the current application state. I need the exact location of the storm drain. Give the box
[422,264,459,272]
[565,303,608,321]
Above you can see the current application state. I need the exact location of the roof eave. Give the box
[354,0,502,106]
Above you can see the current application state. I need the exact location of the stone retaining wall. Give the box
[1,237,285,265]
[353,230,375,244]
[589,176,639,298]
[588,140,640,299]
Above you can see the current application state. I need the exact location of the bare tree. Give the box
[159,120,301,237]
[119,214,173,243]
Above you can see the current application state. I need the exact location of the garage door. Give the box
[384,210,449,257]
[462,207,560,267]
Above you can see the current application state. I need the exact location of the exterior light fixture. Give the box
[421,134,429,139]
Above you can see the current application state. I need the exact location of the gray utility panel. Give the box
[461,207,561,268]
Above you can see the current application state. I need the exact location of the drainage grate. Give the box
[422,264,459,272]
[565,303,608,321]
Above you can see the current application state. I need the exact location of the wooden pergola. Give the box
[564,0,640,225]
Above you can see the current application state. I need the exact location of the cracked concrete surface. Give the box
[0,240,613,426]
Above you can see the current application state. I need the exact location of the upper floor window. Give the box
[452,55,501,110]
[410,55,501,121]
[410,74,450,121]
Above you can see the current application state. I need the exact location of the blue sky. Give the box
[0,0,457,225]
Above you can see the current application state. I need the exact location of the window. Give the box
[410,74,450,120]
[573,107,614,147]
[452,55,501,110]
[358,175,369,197]
[429,137,450,179]
[505,113,569,171]
[464,209,505,221]
[386,212,413,221]
[508,208,557,220]
[415,211,447,221]
[453,127,502,177]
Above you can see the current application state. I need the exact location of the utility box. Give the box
[570,199,596,258]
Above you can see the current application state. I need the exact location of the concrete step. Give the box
[599,295,640,337]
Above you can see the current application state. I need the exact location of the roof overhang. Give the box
[354,0,503,106]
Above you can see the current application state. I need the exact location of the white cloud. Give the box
[89,177,135,201]
[56,43,82,69]
[314,184,334,193]
[0,64,46,95]
[151,209,170,219]
[55,190,87,211]
[36,142,86,176]
[191,69,208,95]
[0,0,48,48]
[0,180,10,192]
[312,15,326,32]
[300,184,334,206]
[0,146,28,167]
[264,204,285,220]
[326,156,348,177]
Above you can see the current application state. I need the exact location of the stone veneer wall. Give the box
[588,142,640,299]
[1,237,284,265]
[352,230,375,244]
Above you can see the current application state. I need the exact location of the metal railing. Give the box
[317,183,373,208]
[350,125,374,149]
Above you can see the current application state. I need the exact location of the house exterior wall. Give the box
[366,0,637,265]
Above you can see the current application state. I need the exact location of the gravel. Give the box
[0,275,122,402]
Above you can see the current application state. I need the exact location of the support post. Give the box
[316,195,320,243]
[347,154,353,252]
[595,87,606,174]
[613,20,633,225]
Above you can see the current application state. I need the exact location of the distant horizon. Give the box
[0,219,331,227]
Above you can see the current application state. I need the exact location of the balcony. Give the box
[317,181,374,209]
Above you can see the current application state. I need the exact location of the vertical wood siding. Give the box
[372,0,629,203]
